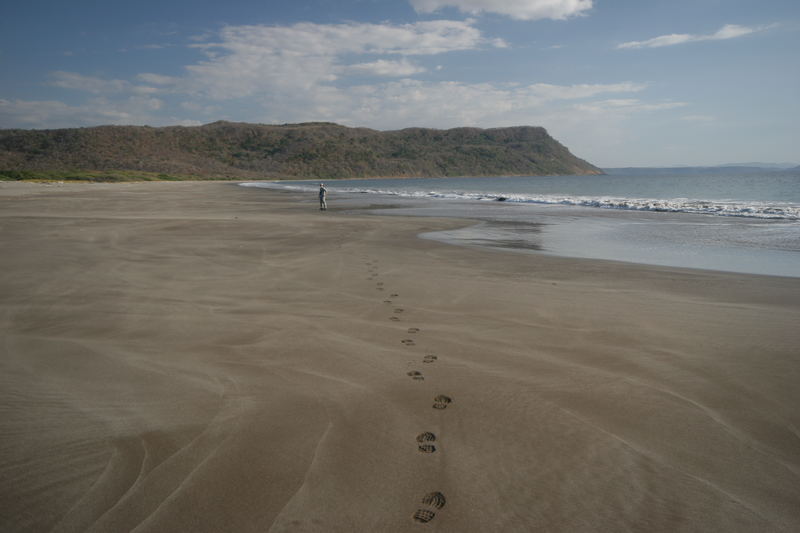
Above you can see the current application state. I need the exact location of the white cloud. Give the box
[573,99,686,113]
[0,99,83,128]
[51,71,161,96]
[410,0,593,21]
[180,20,503,99]
[137,73,182,86]
[50,71,130,94]
[0,96,166,128]
[197,20,489,56]
[527,82,646,100]
[249,80,653,130]
[617,23,773,49]
[181,20,494,99]
[711,24,764,40]
[346,59,426,77]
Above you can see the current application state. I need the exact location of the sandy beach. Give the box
[1,180,799,532]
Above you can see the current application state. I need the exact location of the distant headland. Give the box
[0,121,601,182]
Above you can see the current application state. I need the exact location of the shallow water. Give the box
[244,171,800,220]
[241,173,800,277]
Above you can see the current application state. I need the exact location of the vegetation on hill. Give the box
[0,121,601,181]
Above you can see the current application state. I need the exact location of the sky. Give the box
[0,0,798,166]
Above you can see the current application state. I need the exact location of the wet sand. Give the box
[1,181,799,532]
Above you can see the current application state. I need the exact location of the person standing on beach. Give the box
[319,183,328,211]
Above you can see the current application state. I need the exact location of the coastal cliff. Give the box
[0,121,602,181]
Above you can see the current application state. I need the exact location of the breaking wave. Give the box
[240,181,800,220]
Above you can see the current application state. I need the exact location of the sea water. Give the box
[241,170,800,277]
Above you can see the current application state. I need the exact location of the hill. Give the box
[0,121,601,181]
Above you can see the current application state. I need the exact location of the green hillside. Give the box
[0,121,602,181]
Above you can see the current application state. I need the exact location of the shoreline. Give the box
[242,178,800,278]
[2,181,799,531]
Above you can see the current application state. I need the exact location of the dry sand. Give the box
[1,180,799,532]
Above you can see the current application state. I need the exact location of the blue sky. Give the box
[1,0,797,166]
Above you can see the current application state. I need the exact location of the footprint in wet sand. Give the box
[376,282,384,286]
[401,339,416,346]
[416,432,436,453]
[423,354,437,364]
[413,510,435,524]
[389,316,400,321]
[432,395,452,410]
[407,370,424,381]
[407,327,420,334]
[412,492,446,523]
[393,308,404,314]
[383,300,392,304]
[390,293,399,298]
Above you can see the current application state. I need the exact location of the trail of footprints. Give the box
[362,257,451,525]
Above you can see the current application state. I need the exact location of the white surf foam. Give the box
[240,182,800,220]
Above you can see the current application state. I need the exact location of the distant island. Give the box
[0,121,601,182]
[604,165,800,175]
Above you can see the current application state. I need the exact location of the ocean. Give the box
[241,170,800,277]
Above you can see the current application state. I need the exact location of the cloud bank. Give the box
[178,20,497,99]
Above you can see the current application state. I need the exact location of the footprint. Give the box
[407,327,420,334]
[390,293,399,298]
[413,510,436,524]
[401,339,416,346]
[423,354,437,364]
[432,395,452,410]
[412,492,447,524]
[407,370,424,381]
[376,282,384,286]
[393,308,404,314]
[416,432,436,453]
[422,492,446,509]
[383,300,392,304]
[389,316,400,321]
